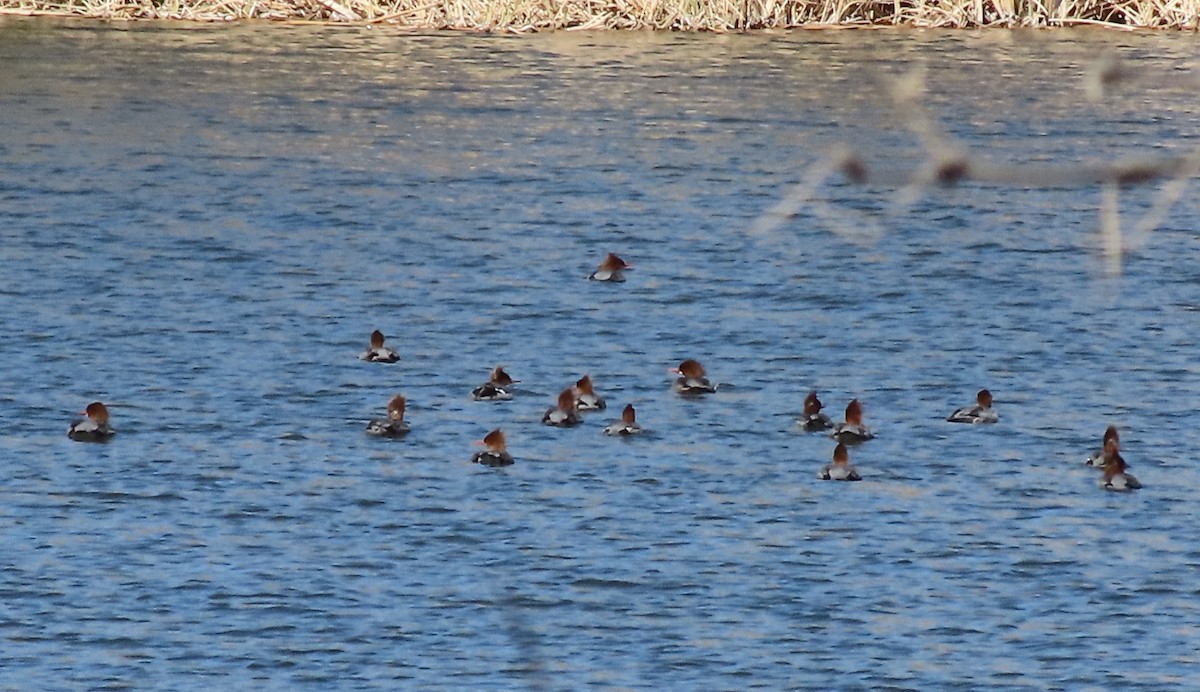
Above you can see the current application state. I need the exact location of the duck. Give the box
[360,329,399,363]
[573,374,606,411]
[67,401,116,442]
[542,387,582,427]
[947,389,999,424]
[472,429,514,467]
[603,404,642,436]
[819,443,862,481]
[671,359,717,395]
[471,366,518,401]
[798,391,833,431]
[366,394,410,437]
[831,399,874,445]
[1085,425,1120,466]
[1100,442,1141,491]
[588,252,631,282]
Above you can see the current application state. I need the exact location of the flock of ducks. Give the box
[65,252,1142,491]
[801,389,1140,491]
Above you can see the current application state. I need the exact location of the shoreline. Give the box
[2,2,1198,31]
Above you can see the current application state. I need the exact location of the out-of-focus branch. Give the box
[754,58,1198,276]
[834,151,1199,189]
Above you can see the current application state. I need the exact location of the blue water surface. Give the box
[1,19,1199,689]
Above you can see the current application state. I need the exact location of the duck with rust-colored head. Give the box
[1100,441,1141,491]
[671,359,717,396]
[603,404,642,436]
[831,399,874,445]
[947,389,999,424]
[798,391,833,432]
[573,374,606,411]
[1085,425,1120,466]
[819,443,862,481]
[68,401,116,442]
[366,394,410,438]
[471,366,518,401]
[543,387,582,427]
[472,429,514,467]
[360,329,399,363]
[588,252,632,282]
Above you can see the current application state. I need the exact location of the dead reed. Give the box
[1,0,1197,29]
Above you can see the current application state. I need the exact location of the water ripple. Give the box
[1,20,1199,691]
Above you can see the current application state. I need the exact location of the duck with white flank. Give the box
[831,399,874,445]
[573,374,606,411]
[68,401,116,442]
[472,429,514,467]
[798,391,833,431]
[1099,440,1141,491]
[366,394,410,437]
[670,359,717,395]
[360,329,399,363]
[603,404,642,436]
[819,443,862,481]
[543,387,583,427]
[947,389,999,424]
[471,366,518,401]
[1085,425,1120,466]
[588,252,632,282]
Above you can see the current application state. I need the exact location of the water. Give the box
[2,19,1200,689]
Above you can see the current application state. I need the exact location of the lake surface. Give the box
[2,18,1200,689]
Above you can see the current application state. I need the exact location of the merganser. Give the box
[360,330,399,363]
[670,359,717,395]
[543,387,582,427]
[472,429,514,467]
[947,389,999,424]
[1100,442,1141,491]
[366,394,410,437]
[603,404,641,436]
[588,253,631,282]
[471,366,518,401]
[573,374,606,411]
[67,401,115,442]
[831,399,874,445]
[819,443,862,481]
[798,391,833,431]
[1085,426,1120,466]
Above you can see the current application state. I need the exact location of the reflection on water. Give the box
[1,18,1199,689]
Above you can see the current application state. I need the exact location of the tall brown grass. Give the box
[2,0,1198,29]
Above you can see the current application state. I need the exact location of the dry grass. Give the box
[1,0,1197,28]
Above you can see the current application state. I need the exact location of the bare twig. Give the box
[752,57,1197,277]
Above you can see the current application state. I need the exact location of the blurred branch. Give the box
[833,150,1199,189]
[754,56,1199,275]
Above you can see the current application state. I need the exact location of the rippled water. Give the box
[2,19,1200,689]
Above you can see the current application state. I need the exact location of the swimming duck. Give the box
[360,329,399,363]
[798,391,833,431]
[671,359,717,395]
[1085,425,1120,466]
[67,401,116,442]
[588,252,632,282]
[543,387,582,427]
[471,366,518,401]
[947,389,999,424]
[366,394,410,437]
[831,399,874,445]
[472,429,514,467]
[1100,442,1141,491]
[819,443,862,481]
[603,404,641,436]
[573,374,606,411]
